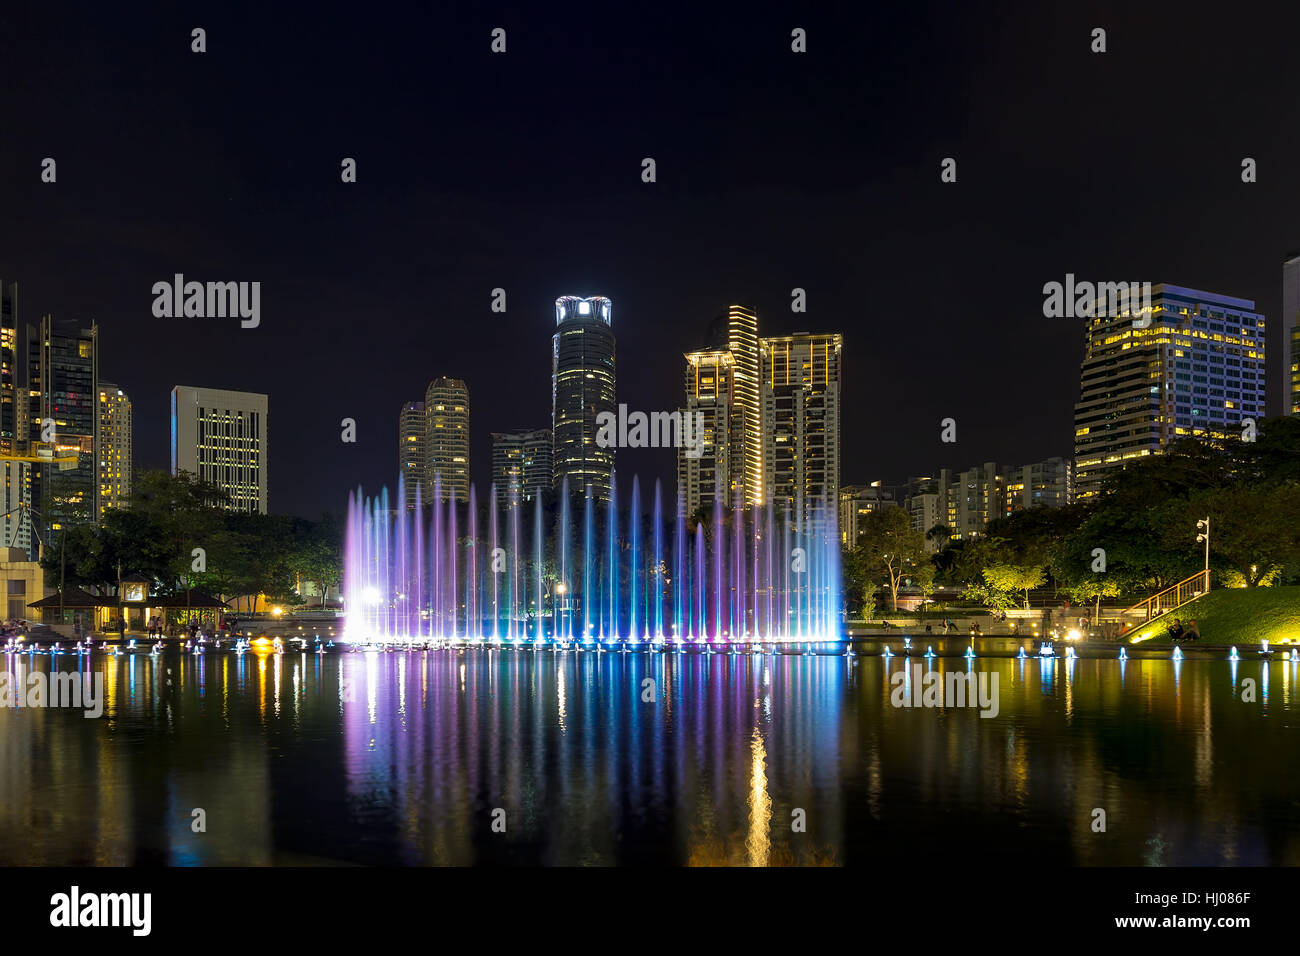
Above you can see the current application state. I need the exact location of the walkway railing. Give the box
[1122,570,1210,623]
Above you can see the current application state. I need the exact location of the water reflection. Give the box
[0,649,1297,866]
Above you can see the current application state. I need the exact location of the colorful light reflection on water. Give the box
[3,648,1299,865]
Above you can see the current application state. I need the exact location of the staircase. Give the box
[1121,570,1210,624]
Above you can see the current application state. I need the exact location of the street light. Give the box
[554,581,568,640]
[1195,517,1210,589]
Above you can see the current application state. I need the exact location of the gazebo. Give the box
[27,587,117,626]
[28,584,229,634]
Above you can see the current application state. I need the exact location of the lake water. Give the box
[2,646,1296,866]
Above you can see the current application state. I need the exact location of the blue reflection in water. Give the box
[4,648,1300,866]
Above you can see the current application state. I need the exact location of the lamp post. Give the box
[554,581,567,640]
[1195,517,1210,590]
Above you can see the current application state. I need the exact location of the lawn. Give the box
[1129,585,1300,646]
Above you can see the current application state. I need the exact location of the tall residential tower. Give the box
[423,377,470,503]
[759,332,842,524]
[97,382,132,518]
[678,348,738,511]
[398,400,426,510]
[723,305,762,504]
[491,428,553,507]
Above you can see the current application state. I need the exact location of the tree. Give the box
[852,506,927,612]
[961,582,1016,612]
[982,564,1046,609]
[1176,485,1300,587]
[936,535,1005,586]
[926,524,952,548]
[1065,579,1123,623]
[291,512,344,607]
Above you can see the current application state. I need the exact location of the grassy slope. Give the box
[1130,585,1300,645]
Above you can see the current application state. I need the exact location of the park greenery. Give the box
[41,471,343,613]
[843,416,1300,618]
[1127,585,1300,645]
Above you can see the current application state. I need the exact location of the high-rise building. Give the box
[424,377,470,503]
[938,462,1003,540]
[491,428,553,507]
[677,305,762,511]
[678,348,738,511]
[905,486,944,553]
[759,332,842,523]
[0,282,33,557]
[398,400,425,510]
[1283,254,1300,416]
[28,317,97,533]
[838,483,896,547]
[1001,456,1073,514]
[1,281,18,456]
[721,305,762,505]
[1074,283,1265,498]
[552,295,616,501]
[0,463,33,557]
[97,382,132,518]
[170,385,268,513]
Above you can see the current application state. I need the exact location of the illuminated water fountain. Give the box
[343,474,842,645]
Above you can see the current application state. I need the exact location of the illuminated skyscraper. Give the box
[551,295,616,501]
[0,280,17,456]
[424,377,470,503]
[171,385,268,513]
[97,382,132,519]
[678,349,737,511]
[723,305,762,505]
[1074,283,1265,498]
[491,428,553,507]
[760,332,843,524]
[0,281,32,556]
[398,400,425,510]
[29,317,98,532]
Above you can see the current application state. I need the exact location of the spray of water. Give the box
[343,474,842,644]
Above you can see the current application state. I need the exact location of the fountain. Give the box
[342,474,842,645]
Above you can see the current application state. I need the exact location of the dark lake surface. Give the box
[2,646,1296,866]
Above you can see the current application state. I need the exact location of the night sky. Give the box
[2,1,1297,517]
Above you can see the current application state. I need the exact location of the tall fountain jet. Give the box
[343,474,842,645]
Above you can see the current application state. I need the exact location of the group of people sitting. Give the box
[1167,618,1201,643]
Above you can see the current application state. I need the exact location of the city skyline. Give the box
[3,5,1299,519]
[2,0,1299,896]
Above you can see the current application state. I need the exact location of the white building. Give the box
[170,386,268,513]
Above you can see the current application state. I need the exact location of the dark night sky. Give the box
[2,1,1297,517]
